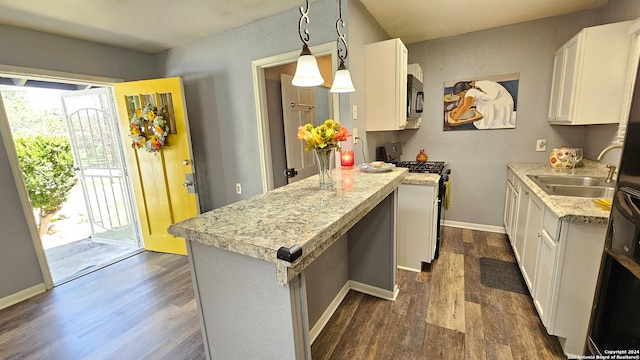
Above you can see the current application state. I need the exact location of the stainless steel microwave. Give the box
[407,74,424,119]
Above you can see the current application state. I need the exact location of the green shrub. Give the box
[14,135,76,235]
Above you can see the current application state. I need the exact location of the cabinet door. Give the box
[521,194,543,293]
[547,47,564,122]
[513,183,529,263]
[533,226,558,328]
[504,181,514,237]
[397,184,437,271]
[365,39,408,131]
[556,34,580,123]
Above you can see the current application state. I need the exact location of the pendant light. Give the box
[292,0,324,87]
[330,0,355,93]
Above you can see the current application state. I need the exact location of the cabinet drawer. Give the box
[542,209,560,240]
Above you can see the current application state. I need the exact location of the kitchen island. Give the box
[168,167,407,359]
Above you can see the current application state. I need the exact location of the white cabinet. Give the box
[533,210,560,328]
[365,38,408,131]
[521,193,543,292]
[504,169,519,243]
[398,183,438,272]
[548,21,632,125]
[513,179,529,264]
[504,167,608,356]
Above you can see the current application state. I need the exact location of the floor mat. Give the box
[479,257,529,295]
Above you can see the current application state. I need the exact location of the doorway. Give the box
[252,42,341,192]
[0,82,143,285]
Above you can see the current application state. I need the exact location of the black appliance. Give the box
[407,74,424,119]
[377,143,451,260]
[588,64,640,354]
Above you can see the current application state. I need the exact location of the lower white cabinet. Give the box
[503,168,607,356]
[503,176,518,242]
[533,210,560,327]
[521,193,543,292]
[398,184,438,272]
[513,179,529,263]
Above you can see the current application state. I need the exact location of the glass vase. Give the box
[313,148,335,190]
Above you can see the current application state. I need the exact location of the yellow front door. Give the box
[113,77,198,255]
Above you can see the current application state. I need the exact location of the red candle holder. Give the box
[341,150,354,169]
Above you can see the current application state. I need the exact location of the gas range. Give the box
[377,143,450,178]
[396,161,446,174]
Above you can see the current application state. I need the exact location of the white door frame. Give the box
[0,64,123,290]
[251,42,339,193]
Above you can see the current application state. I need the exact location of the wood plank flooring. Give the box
[311,227,567,359]
[0,252,205,360]
[0,227,567,359]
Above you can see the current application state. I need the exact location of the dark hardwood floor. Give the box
[311,227,567,360]
[0,251,205,360]
[0,227,567,359]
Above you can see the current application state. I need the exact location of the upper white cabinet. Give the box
[548,21,632,125]
[365,38,408,131]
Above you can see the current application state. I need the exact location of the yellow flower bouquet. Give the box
[297,119,351,189]
[297,119,351,152]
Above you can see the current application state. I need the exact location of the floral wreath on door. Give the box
[129,104,170,153]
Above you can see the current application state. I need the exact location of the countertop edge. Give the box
[168,168,408,285]
[507,161,610,225]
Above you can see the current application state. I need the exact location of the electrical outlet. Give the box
[235,183,242,194]
[353,128,358,144]
[536,139,547,152]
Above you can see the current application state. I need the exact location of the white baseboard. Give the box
[309,282,350,344]
[0,283,46,310]
[443,220,506,234]
[349,280,399,301]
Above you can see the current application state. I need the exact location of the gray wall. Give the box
[398,0,640,227]
[157,0,340,212]
[0,25,158,300]
[0,124,44,298]
[347,0,397,164]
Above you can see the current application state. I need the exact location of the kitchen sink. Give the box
[528,175,610,187]
[527,175,615,198]
[544,185,615,198]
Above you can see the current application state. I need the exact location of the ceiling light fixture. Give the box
[330,0,355,93]
[292,0,324,87]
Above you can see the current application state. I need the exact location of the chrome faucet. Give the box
[597,144,623,183]
[597,143,623,160]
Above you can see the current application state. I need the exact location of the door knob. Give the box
[183,180,193,187]
[183,160,191,165]
[285,168,298,178]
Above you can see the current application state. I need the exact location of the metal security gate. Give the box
[61,88,140,247]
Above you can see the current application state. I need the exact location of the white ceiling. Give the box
[0,0,611,54]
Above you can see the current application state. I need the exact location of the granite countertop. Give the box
[508,160,612,225]
[168,167,408,285]
[402,172,440,186]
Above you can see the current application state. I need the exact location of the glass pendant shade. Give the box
[293,53,324,87]
[330,68,355,93]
